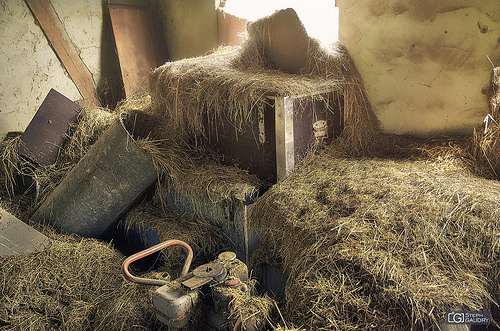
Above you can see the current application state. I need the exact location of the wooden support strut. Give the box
[25,0,99,106]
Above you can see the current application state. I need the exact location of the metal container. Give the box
[153,281,200,328]
[32,116,157,238]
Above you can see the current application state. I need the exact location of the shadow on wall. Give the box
[97,0,124,108]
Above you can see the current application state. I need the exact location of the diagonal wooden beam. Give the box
[25,0,99,106]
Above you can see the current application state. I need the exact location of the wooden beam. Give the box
[217,9,247,46]
[25,0,99,106]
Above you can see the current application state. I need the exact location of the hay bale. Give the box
[468,66,500,180]
[249,155,500,330]
[247,8,310,74]
[149,10,379,155]
[0,228,163,330]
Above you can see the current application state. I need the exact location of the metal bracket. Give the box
[275,96,295,181]
[181,261,226,290]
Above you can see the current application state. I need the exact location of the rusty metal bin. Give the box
[32,115,157,238]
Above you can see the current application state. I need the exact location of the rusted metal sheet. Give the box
[108,0,168,96]
[18,89,80,166]
[0,207,50,256]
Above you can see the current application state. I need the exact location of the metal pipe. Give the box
[121,240,194,286]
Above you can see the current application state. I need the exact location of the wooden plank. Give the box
[0,207,50,256]
[207,101,277,183]
[207,93,343,183]
[108,0,143,6]
[25,0,99,106]
[217,9,247,46]
[108,1,168,96]
[18,89,80,166]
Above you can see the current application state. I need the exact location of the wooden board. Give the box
[108,0,168,96]
[0,208,50,256]
[217,9,247,46]
[25,0,99,106]
[18,89,80,166]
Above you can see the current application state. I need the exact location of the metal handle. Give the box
[121,240,194,286]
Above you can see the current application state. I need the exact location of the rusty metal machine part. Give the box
[181,261,227,290]
[121,242,250,329]
[313,120,328,140]
[153,281,200,328]
[218,251,249,282]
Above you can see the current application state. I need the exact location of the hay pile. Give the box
[249,155,500,330]
[468,66,500,179]
[149,9,378,155]
[0,90,265,329]
[145,9,499,330]
[0,228,164,330]
[213,280,278,330]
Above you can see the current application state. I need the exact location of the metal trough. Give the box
[32,115,157,238]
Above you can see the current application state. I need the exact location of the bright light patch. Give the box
[222,0,339,46]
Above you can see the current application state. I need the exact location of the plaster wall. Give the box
[0,0,120,140]
[340,0,500,136]
[158,0,218,61]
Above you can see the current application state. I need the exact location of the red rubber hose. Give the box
[121,240,193,286]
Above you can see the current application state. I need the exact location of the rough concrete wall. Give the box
[0,0,120,139]
[0,0,80,139]
[340,0,500,137]
[158,0,218,61]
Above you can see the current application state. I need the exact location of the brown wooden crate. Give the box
[208,92,343,183]
[208,101,277,183]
